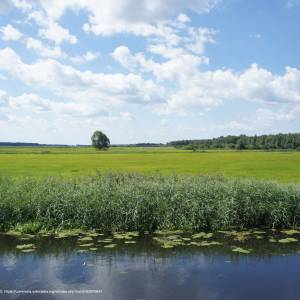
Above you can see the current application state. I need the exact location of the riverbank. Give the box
[1,173,299,233]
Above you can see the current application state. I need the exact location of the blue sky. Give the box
[0,0,299,144]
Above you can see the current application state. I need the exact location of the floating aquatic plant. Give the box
[233,231,251,242]
[278,238,298,243]
[231,246,252,254]
[252,230,266,234]
[104,244,117,248]
[21,248,35,253]
[19,234,35,241]
[89,247,98,251]
[78,236,93,242]
[99,239,113,243]
[79,243,94,247]
[200,241,222,246]
[161,243,174,249]
[16,243,36,250]
[281,229,300,235]
[187,241,222,247]
[87,232,101,237]
[113,233,133,240]
[192,232,213,239]
[188,241,201,246]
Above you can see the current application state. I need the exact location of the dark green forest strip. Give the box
[169,133,300,150]
[0,173,299,232]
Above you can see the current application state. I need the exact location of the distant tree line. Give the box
[112,143,164,147]
[0,142,40,146]
[0,142,69,147]
[167,133,300,150]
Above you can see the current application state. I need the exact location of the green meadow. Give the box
[0,146,299,182]
[1,147,300,232]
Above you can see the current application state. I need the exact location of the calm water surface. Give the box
[1,231,300,300]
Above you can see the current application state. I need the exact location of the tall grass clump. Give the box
[0,173,299,232]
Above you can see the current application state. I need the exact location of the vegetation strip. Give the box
[0,147,300,182]
[0,173,300,232]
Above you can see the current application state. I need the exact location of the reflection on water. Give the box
[1,232,300,299]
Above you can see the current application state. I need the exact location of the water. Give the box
[1,231,300,300]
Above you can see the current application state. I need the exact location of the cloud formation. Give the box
[0,24,23,41]
[0,0,299,143]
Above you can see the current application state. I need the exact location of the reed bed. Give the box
[0,173,299,233]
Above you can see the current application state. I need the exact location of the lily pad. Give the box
[281,229,300,235]
[78,236,93,242]
[192,232,213,239]
[231,246,252,254]
[233,232,251,242]
[278,238,298,243]
[54,230,81,239]
[126,232,139,237]
[99,239,113,243]
[113,234,132,240]
[153,237,165,243]
[16,244,36,250]
[161,243,174,249]
[20,236,34,241]
[22,234,35,238]
[124,241,136,244]
[89,247,98,251]
[21,248,35,253]
[252,230,266,234]
[187,241,201,246]
[104,244,117,248]
[199,241,223,246]
[79,243,94,247]
[87,232,101,237]
[269,237,277,243]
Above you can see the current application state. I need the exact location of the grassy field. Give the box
[0,146,184,154]
[0,146,299,182]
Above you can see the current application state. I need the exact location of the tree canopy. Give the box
[168,133,300,150]
[91,130,110,150]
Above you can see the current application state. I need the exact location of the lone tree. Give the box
[91,130,110,150]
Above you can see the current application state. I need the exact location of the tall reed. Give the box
[0,173,299,232]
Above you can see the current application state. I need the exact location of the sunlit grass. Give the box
[0,147,299,182]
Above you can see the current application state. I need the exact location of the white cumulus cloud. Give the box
[0,24,23,41]
[26,37,66,58]
[70,51,101,64]
[0,47,165,109]
[28,10,77,44]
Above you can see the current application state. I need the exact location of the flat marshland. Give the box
[0,146,300,182]
[0,146,300,233]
